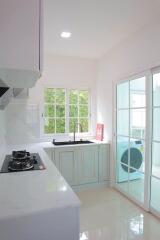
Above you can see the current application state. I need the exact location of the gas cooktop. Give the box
[0,150,45,173]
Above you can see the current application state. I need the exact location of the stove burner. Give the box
[8,150,34,171]
[8,160,34,171]
[12,150,30,160]
[1,151,45,173]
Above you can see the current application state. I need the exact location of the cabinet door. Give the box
[55,147,77,186]
[0,0,42,71]
[99,144,110,181]
[78,146,99,184]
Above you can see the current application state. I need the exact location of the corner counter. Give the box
[0,143,80,240]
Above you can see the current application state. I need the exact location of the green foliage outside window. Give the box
[80,118,89,132]
[45,105,55,117]
[44,88,89,134]
[69,118,78,132]
[56,118,65,133]
[79,91,88,104]
[56,89,65,104]
[69,105,78,117]
[69,90,78,104]
[56,105,65,117]
[79,105,88,117]
[44,89,55,103]
[44,118,55,134]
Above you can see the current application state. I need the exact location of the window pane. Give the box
[130,139,145,172]
[79,118,89,132]
[117,82,129,109]
[56,105,65,117]
[69,118,78,132]
[151,177,160,212]
[153,108,160,141]
[130,109,145,139]
[44,89,55,103]
[117,181,129,193]
[44,118,55,134]
[130,77,146,108]
[44,105,55,117]
[44,88,90,134]
[69,105,78,117]
[117,136,129,170]
[116,136,129,193]
[79,105,88,117]
[116,137,129,192]
[152,142,160,178]
[56,89,65,104]
[117,139,144,177]
[69,90,78,104]
[117,110,129,136]
[153,73,160,107]
[129,171,144,203]
[79,91,89,104]
[56,118,65,133]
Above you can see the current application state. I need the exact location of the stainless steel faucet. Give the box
[73,122,83,142]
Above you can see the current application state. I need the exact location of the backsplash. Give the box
[5,102,40,144]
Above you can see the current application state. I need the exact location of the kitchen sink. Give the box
[52,140,94,146]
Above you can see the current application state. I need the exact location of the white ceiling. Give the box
[44,0,160,59]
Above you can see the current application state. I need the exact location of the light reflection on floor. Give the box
[77,188,160,240]
[79,232,88,240]
[130,214,144,235]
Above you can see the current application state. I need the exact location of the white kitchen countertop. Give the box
[0,143,80,220]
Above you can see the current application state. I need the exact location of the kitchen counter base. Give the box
[0,143,80,240]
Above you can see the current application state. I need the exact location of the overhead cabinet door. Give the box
[0,0,43,87]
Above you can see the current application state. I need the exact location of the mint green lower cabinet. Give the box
[77,146,99,185]
[54,147,78,186]
[53,144,110,188]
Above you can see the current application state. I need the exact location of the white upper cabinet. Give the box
[0,0,43,88]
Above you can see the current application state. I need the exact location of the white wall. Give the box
[97,16,160,141]
[4,54,97,144]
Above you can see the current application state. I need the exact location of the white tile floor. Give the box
[77,188,160,240]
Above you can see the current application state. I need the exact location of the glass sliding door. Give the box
[128,77,146,203]
[115,68,160,216]
[151,71,160,214]
[116,76,146,205]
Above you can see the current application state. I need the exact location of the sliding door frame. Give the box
[150,66,160,218]
[113,70,152,212]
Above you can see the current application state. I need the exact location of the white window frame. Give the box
[40,86,91,138]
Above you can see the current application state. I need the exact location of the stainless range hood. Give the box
[0,79,13,110]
